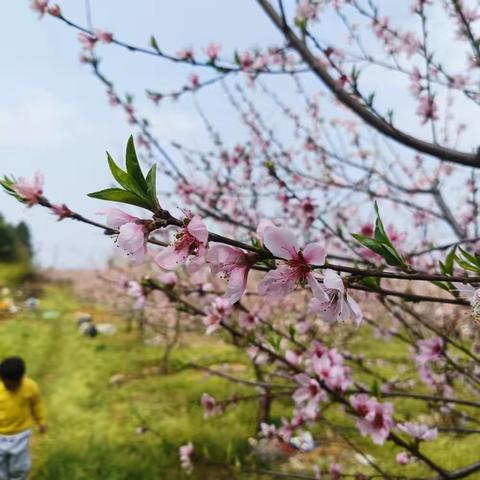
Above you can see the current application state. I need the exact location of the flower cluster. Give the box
[350,394,394,445]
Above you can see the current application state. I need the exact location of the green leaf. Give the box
[430,280,451,292]
[87,188,152,210]
[440,246,456,275]
[373,202,393,247]
[125,136,148,191]
[359,276,381,289]
[145,164,159,209]
[150,36,160,52]
[107,153,149,201]
[351,234,403,267]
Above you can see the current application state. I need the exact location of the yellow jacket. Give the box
[0,377,46,435]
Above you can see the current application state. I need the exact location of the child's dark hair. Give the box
[0,357,26,381]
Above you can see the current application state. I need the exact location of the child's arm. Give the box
[30,382,47,432]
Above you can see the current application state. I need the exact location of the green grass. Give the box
[0,285,257,479]
[0,261,33,288]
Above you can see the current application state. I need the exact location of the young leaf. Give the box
[125,136,148,192]
[439,246,456,275]
[107,153,149,201]
[145,164,160,209]
[87,188,152,210]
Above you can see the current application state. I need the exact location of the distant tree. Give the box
[0,214,33,263]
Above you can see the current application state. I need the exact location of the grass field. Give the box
[0,283,261,479]
[0,264,479,479]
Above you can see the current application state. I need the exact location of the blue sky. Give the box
[0,1,285,268]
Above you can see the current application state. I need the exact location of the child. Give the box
[0,357,46,480]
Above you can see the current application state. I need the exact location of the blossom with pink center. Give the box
[203,297,231,335]
[397,422,438,441]
[78,32,98,50]
[189,73,200,89]
[179,442,194,474]
[350,395,394,445]
[260,423,277,439]
[101,208,149,264]
[155,215,208,270]
[416,96,439,124]
[285,350,302,367]
[296,0,320,22]
[50,204,73,221]
[311,353,352,392]
[257,227,327,301]
[330,463,342,480]
[247,346,268,365]
[205,42,221,61]
[95,29,113,43]
[238,312,259,331]
[201,393,221,418]
[396,451,413,466]
[12,171,44,206]
[414,337,444,364]
[309,269,363,326]
[293,374,326,418]
[207,244,255,304]
[30,0,48,17]
[48,4,61,16]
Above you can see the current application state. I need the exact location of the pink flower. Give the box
[78,32,98,50]
[293,374,326,418]
[397,422,438,441]
[101,208,149,263]
[203,297,231,334]
[30,0,48,17]
[179,442,194,474]
[127,280,146,310]
[416,96,439,124]
[155,215,208,270]
[12,171,44,206]
[50,204,72,221]
[247,346,268,365]
[158,271,177,287]
[330,463,342,480]
[256,219,275,244]
[350,395,394,445]
[311,352,352,392]
[414,337,444,364]
[95,29,113,43]
[238,312,259,331]
[201,393,221,418]
[48,4,61,16]
[205,42,221,61]
[207,244,256,304]
[257,227,327,301]
[309,269,363,326]
[189,73,200,89]
[396,451,412,466]
[296,0,320,22]
[177,48,195,61]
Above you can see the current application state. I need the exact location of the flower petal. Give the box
[118,222,145,253]
[155,245,188,270]
[303,242,326,265]
[187,215,209,245]
[323,269,344,293]
[263,227,298,260]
